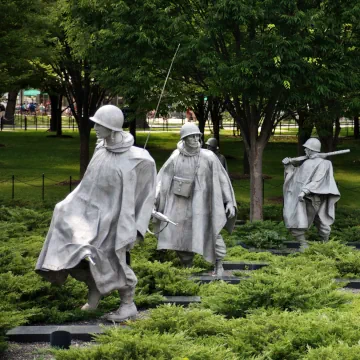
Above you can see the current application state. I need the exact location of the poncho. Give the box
[154,142,237,264]
[36,133,156,294]
[283,157,340,229]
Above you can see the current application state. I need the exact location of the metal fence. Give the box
[1,115,356,136]
[1,174,359,202]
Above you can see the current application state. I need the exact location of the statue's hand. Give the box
[282,157,292,165]
[298,191,306,202]
[225,203,236,218]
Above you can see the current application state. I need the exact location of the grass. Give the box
[0,129,359,207]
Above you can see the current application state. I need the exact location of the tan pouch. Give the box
[173,176,193,198]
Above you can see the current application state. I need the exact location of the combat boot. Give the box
[212,259,224,276]
[295,234,309,253]
[106,286,138,322]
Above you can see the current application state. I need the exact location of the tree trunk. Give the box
[56,95,63,136]
[354,116,359,139]
[317,117,340,153]
[333,117,341,150]
[243,144,250,175]
[193,95,206,144]
[49,95,62,132]
[136,116,149,129]
[79,125,90,179]
[248,144,264,221]
[226,94,278,221]
[296,110,313,156]
[130,119,136,145]
[5,91,17,124]
[209,96,222,146]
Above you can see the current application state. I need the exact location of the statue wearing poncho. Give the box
[282,138,340,251]
[36,105,156,322]
[154,123,237,275]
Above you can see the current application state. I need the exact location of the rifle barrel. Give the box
[283,149,350,164]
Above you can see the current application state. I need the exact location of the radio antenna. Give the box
[143,43,180,149]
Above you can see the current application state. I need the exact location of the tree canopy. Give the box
[2,0,360,218]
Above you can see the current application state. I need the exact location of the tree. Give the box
[57,0,360,220]
[41,0,108,177]
[0,0,50,123]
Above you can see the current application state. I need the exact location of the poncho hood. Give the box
[176,140,200,156]
[96,131,134,153]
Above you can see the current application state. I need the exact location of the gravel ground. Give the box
[2,310,151,360]
[2,340,93,360]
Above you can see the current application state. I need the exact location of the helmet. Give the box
[180,123,202,139]
[90,105,124,131]
[303,138,321,152]
[205,138,218,148]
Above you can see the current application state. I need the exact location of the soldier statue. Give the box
[282,138,341,251]
[154,123,237,275]
[205,137,228,172]
[36,105,156,322]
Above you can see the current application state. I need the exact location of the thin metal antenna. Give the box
[143,43,181,149]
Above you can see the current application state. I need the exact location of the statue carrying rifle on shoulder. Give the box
[282,138,349,252]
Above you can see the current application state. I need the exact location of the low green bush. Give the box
[54,329,237,360]
[224,245,277,262]
[199,255,348,317]
[231,220,290,249]
[241,229,286,249]
[228,305,360,359]
[0,307,39,352]
[304,343,360,360]
[131,304,233,337]
[1,203,360,357]
[133,260,201,296]
[304,241,360,278]
[332,226,360,243]
[333,207,360,229]
[53,302,360,360]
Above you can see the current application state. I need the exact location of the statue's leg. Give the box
[314,215,331,242]
[105,285,137,322]
[177,251,195,267]
[290,229,308,252]
[68,261,101,311]
[213,235,226,276]
[105,249,138,322]
[292,199,317,252]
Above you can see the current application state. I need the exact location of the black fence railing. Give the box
[0,175,358,202]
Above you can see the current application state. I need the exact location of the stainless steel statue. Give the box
[282,138,346,251]
[36,105,156,322]
[154,123,237,275]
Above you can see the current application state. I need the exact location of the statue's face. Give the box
[304,148,314,157]
[94,123,112,139]
[184,134,200,148]
[206,144,216,152]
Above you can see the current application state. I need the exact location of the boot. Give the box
[106,286,138,322]
[320,234,329,243]
[212,259,224,276]
[81,285,102,311]
[177,251,194,268]
[296,234,309,253]
[68,265,102,311]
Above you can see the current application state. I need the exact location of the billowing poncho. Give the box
[283,157,340,229]
[36,133,156,294]
[154,142,237,264]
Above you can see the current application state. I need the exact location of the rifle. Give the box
[282,149,350,165]
[151,209,178,226]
